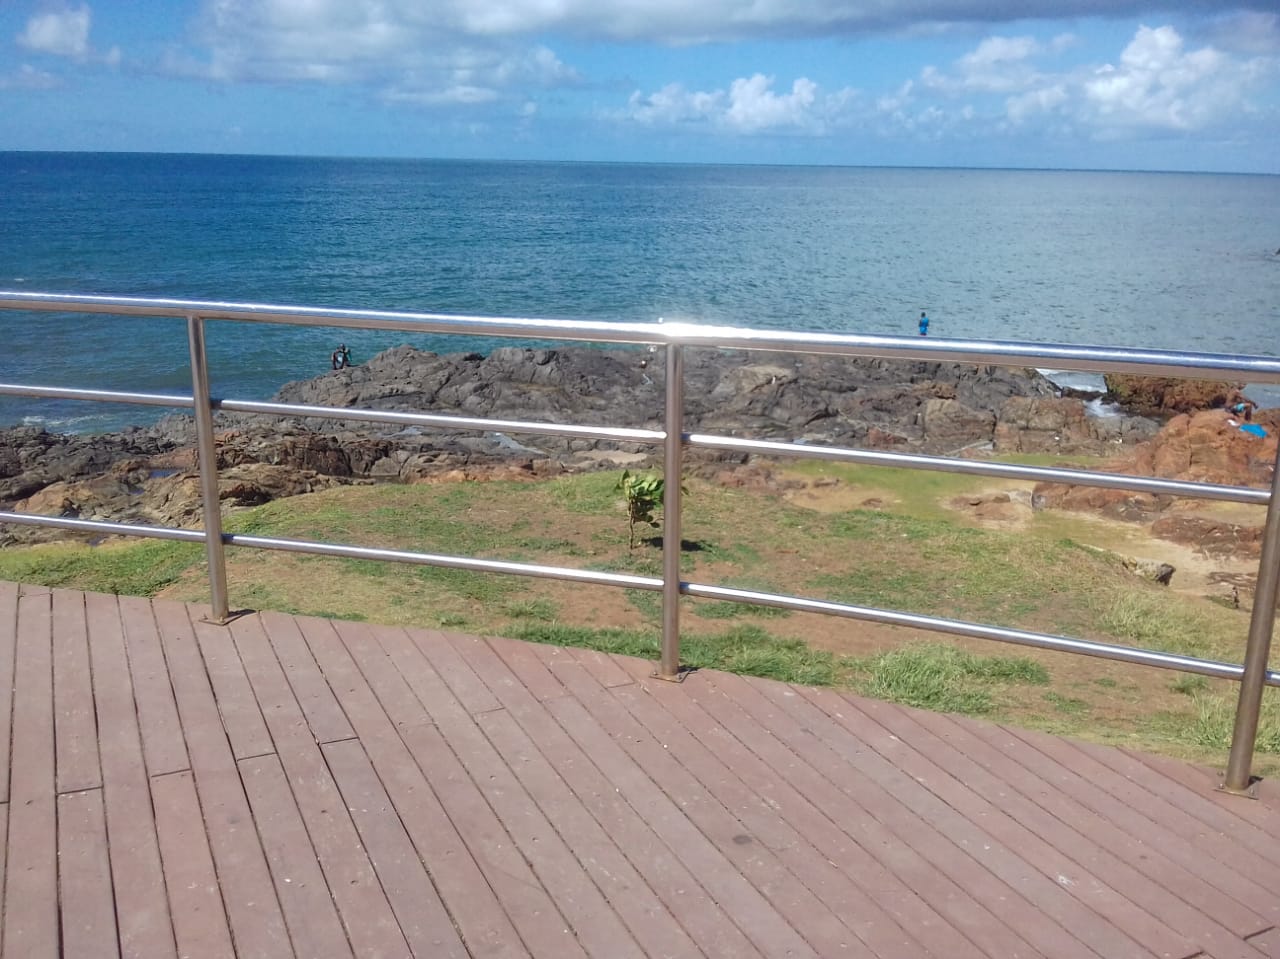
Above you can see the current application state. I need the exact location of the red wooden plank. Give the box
[250,612,354,744]
[119,595,189,777]
[791,682,1203,959]
[1114,746,1280,868]
[334,618,592,959]
[52,588,102,794]
[2,587,59,958]
[192,616,274,760]
[151,598,292,958]
[322,738,469,959]
[57,788,120,958]
[721,672,1116,959]
[238,754,351,959]
[609,674,979,959]
[276,613,528,959]
[554,662,901,959]
[152,771,236,958]
[452,631,761,959]
[903,706,1264,959]
[486,634,571,702]
[992,723,1280,929]
[85,591,178,959]
[404,627,503,714]
[542,662,820,959]
[225,614,411,958]
[1247,927,1280,958]
[366,623,644,959]
[0,580,18,803]
[559,644,637,689]
[0,802,6,925]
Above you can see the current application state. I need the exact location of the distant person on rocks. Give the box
[918,312,930,336]
[1230,396,1255,421]
[331,344,351,370]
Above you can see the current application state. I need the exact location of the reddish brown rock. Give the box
[1103,374,1241,417]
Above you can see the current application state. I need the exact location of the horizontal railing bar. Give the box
[4,291,1280,383]
[225,533,665,590]
[2,508,1272,684]
[217,398,666,444]
[688,433,1270,505]
[686,582,1279,686]
[0,510,665,589]
[0,512,208,542]
[0,382,195,409]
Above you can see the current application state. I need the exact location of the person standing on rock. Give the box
[918,312,930,336]
[331,344,351,370]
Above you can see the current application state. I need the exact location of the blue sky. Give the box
[2,1,1278,173]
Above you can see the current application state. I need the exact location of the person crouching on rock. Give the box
[331,344,351,370]
[1227,391,1255,421]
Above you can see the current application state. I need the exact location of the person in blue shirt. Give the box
[918,312,930,336]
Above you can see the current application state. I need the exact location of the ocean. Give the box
[2,151,1279,433]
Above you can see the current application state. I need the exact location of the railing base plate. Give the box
[651,666,691,683]
[1217,777,1261,799]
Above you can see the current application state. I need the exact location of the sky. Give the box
[1,1,1279,173]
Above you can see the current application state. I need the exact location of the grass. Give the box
[0,464,1272,772]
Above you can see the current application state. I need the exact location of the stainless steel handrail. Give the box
[2,291,1277,790]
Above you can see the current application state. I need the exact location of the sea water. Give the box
[2,152,1278,432]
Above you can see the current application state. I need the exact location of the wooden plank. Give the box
[275,612,527,959]
[152,771,236,959]
[58,788,120,958]
[720,672,1122,959]
[334,619,594,959]
[609,672,981,959]
[119,594,189,777]
[902,706,1265,958]
[791,682,1206,959]
[366,623,644,959]
[558,643,637,690]
[151,598,292,958]
[404,627,503,713]
[192,616,274,760]
[539,659,820,959]
[1114,746,1280,868]
[485,634,571,702]
[322,738,469,959]
[0,581,19,803]
[556,663,910,959]
[238,754,351,959]
[1246,927,1280,959]
[2,587,59,959]
[52,588,102,794]
[993,723,1280,929]
[85,591,178,959]
[451,631,756,959]
[225,614,410,959]
[0,802,5,925]
[249,612,354,744]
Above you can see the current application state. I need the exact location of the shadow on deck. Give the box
[2,581,1278,958]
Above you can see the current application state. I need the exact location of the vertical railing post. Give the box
[1222,442,1280,793]
[186,314,231,624]
[657,340,685,680]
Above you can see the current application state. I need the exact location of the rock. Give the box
[1104,374,1242,417]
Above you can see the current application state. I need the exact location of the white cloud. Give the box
[18,5,91,58]
[623,73,856,134]
[0,64,62,90]
[913,23,1274,136]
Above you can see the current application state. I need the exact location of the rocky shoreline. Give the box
[3,344,1259,556]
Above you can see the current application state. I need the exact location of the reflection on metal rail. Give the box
[1,291,1278,792]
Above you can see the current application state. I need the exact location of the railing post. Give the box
[1222,442,1280,794]
[186,314,231,624]
[657,341,685,680]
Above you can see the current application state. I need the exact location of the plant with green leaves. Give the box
[616,470,666,549]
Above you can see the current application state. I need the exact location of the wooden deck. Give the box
[2,581,1279,958]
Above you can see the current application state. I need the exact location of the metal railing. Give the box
[3,291,1280,792]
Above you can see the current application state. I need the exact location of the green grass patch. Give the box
[0,539,202,596]
[853,643,1049,715]
[1189,692,1280,753]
